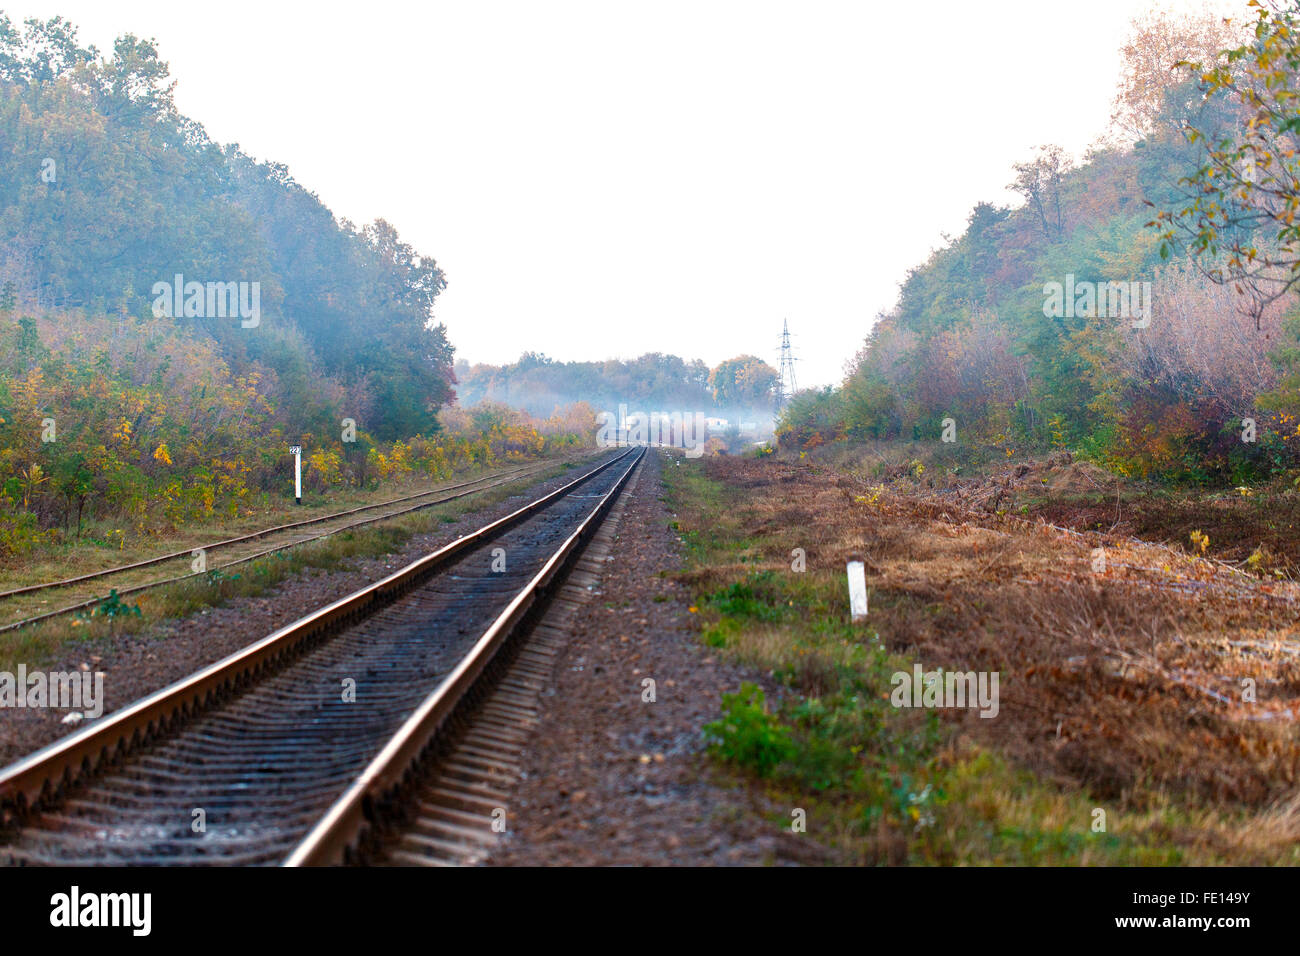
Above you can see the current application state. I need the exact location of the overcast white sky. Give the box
[2,0,1244,386]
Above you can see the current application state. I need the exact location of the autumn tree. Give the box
[1109,5,1247,142]
[708,355,778,411]
[1151,0,1300,325]
[0,14,454,438]
[1011,145,1072,241]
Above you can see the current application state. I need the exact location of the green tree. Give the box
[709,355,778,410]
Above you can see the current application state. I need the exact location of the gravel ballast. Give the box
[488,452,822,866]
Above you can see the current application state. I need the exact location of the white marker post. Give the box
[847,552,868,623]
[290,445,302,505]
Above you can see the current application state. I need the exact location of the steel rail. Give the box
[0,447,637,821]
[283,446,644,866]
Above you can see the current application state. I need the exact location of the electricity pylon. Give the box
[777,318,798,408]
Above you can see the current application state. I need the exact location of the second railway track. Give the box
[0,446,643,865]
[0,453,596,635]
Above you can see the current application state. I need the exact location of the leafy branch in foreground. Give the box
[1150,0,1300,326]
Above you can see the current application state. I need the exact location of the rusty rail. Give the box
[284,446,644,865]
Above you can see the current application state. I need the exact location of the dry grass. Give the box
[665,450,1300,865]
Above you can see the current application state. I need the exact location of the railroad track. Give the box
[0,446,643,865]
[0,453,596,635]
[370,456,638,866]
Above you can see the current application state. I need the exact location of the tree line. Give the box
[0,14,454,441]
[455,351,780,420]
[781,4,1300,486]
[0,15,596,560]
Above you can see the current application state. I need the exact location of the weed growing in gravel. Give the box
[704,683,794,777]
[75,589,143,635]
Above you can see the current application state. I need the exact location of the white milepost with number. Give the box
[290,445,302,504]
[846,552,868,622]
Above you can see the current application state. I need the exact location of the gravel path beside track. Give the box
[488,452,829,866]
